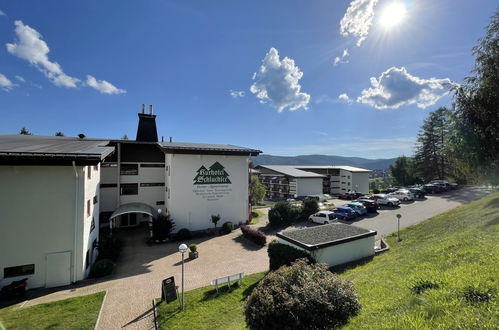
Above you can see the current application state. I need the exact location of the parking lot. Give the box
[262,186,493,239]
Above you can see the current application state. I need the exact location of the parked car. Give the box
[346,202,368,216]
[408,188,426,198]
[424,184,445,194]
[308,211,337,224]
[356,198,379,213]
[333,206,358,220]
[388,190,414,201]
[286,198,296,202]
[382,187,399,194]
[339,191,363,200]
[449,182,458,190]
[371,194,400,207]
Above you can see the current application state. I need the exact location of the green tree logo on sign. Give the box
[194,162,231,185]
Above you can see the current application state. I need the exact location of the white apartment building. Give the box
[0,106,260,288]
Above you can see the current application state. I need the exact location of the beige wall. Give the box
[0,165,86,288]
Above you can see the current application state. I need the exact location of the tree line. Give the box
[390,9,499,186]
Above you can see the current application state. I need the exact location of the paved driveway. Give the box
[19,186,491,329]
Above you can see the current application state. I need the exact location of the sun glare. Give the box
[380,2,407,29]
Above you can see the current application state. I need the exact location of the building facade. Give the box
[0,107,260,288]
[255,165,372,200]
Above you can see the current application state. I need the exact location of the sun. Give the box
[379,2,407,29]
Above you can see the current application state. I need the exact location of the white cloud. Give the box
[86,75,126,95]
[15,75,25,82]
[250,47,310,112]
[340,0,379,46]
[334,48,350,66]
[229,90,245,98]
[0,10,6,16]
[338,93,352,102]
[0,73,16,91]
[357,67,458,109]
[6,20,80,88]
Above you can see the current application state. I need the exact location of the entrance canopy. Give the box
[109,202,159,220]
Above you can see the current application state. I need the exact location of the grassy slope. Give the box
[156,192,499,329]
[0,291,105,330]
[343,191,499,329]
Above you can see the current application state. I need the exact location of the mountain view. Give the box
[251,154,397,170]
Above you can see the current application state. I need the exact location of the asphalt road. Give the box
[337,186,493,239]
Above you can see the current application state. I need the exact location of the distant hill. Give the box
[251,154,397,170]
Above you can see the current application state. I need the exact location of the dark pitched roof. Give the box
[277,223,376,250]
[158,141,261,156]
[0,135,114,165]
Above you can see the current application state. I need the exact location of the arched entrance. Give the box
[108,202,159,237]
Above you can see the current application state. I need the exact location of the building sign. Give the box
[193,162,231,185]
[193,161,232,201]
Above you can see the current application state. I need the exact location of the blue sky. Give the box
[0,0,496,158]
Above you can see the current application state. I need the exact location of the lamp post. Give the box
[178,243,188,311]
[396,214,402,242]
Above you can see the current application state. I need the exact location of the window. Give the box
[87,200,91,217]
[93,195,98,204]
[87,166,91,179]
[101,184,117,188]
[85,250,90,270]
[140,182,165,187]
[120,164,138,175]
[140,164,165,168]
[4,264,35,278]
[120,183,138,195]
[348,182,351,186]
[90,217,95,233]
[101,163,117,168]
[347,175,351,179]
[156,201,165,205]
[93,165,98,171]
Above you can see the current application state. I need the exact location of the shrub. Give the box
[245,259,360,330]
[410,279,440,294]
[152,213,175,241]
[97,236,122,261]
[176,228,191,240]
[189,244,197,252]
[211,214,221,228]
[268,202,301,227]
[302,199,319,219]
[268,240,315,271]
[89,259,115,278]
[221,221,234,234]
[240,225,266,246]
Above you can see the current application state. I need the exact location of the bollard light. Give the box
[178,243,188,311]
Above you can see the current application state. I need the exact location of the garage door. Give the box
[46,252,71,288]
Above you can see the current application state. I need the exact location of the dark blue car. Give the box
[333,206,357,220]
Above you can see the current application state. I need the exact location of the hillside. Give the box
[251,154,396,170]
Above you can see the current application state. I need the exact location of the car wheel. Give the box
[388,202,393,207]
[403,197,408,201]
[324,221,328,225]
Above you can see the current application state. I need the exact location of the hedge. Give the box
[240,225,266,246]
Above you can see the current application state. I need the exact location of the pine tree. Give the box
[19,127,32,135]
[413,107,452,182]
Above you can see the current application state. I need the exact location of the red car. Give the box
[339,191,363,200]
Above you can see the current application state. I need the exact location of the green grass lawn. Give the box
[250,209,265,225]
[157,191,499,329]
[156,273,266,330]
[0,291,105,330]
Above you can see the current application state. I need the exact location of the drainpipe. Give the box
[71,161,79,283]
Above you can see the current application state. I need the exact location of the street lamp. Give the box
[178,243,188,311]
[396,214,402,242]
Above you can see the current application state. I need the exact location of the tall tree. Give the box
[121,134,129,140]
[413,107,453,182]
[19,127,32,135]
[55,132,64,136]
[389,156,417,186]
[453,9,499,184]
[249,175,266,204]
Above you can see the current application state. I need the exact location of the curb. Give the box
[94,290,108,330]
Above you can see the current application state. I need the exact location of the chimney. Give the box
[141,104,145,114]
[136,104,158,142]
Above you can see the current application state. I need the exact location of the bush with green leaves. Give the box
[221,221,234,234]
[302,199,319,219]
[268,240,315,271]
[152,213,175,241]
[89,259,115,278]
[268,202,301,227]
[240,225,266,246]
[176,228,191,240]
[245,259,360,330]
